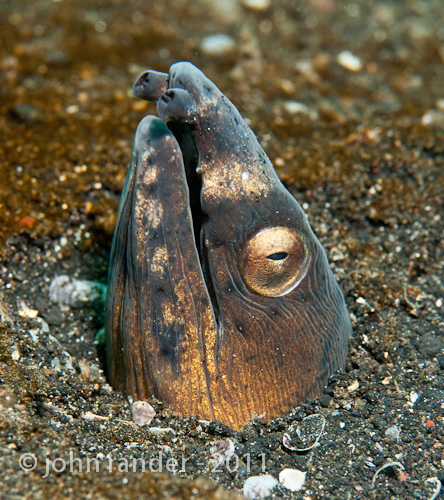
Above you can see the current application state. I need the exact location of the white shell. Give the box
[243,474,278,499]
[49,275,106,309]
[131,400,156,426]
[279,468,306,492]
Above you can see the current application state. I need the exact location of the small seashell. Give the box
[49,275,106,310]
[283,414,326,451]
[243,475,278,499]
[371,461,404,489]
[425,477,442,500]
[385,425,400,442]
[279,468,306,492]
[131,400,156,426]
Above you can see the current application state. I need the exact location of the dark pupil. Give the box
[266,252,288,261]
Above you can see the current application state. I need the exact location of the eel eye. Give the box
[239,227,310,297]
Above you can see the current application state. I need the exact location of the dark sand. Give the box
[0,0,443,498]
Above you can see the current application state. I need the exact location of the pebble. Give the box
[417,335,444,357]
[148,427,176,435]
[0,387,17,409]
[9,103,42,123]
[206,0,241,23]
[18,301,39,319]
[337,50,363,71]
[81,411,109,422]
[385,425,400,442]
[11,348,20,361]
[0,301,14,327]
[210,439,235,462]
[34,316,50,333]
[243,475,278,499]
[19,215,36,229]
[200,34,235,56]
[282,100,318,119]
[78,360,103,383]
[241,0,270,11]
[279,468,306,492]
[50,351,74,372]
[347,380,359,392]
[422,110,444,125]
[131,400,156,426]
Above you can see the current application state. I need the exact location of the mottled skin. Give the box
[106,62,351,430]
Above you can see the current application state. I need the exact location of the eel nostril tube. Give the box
[157,88,196,124]
[133,70,169,102]
[161,90,174,103]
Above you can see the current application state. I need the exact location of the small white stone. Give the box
[80,411,108,422]
[131,400,156,426]
[200,34,235,56]
[337,50,363,72]
[148,427,176,435]
[283,100,318,119]
[243,475,278,499]
[436,298,443,308]
[279,468,306,492]
[422,110,444,125]
[66,104,79,114]
[11,348,20,361]
[18,301,39,319]
[35,317,49,333]
[51,357,61,372]
[242,0,270,11]
[410,391,419,404]
[347,380,359,392]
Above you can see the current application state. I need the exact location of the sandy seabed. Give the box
[0,1,443,498]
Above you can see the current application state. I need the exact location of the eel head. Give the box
[106,62,351,429]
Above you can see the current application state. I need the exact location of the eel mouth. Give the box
[166,122,202,256]
[167,122,221,329]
